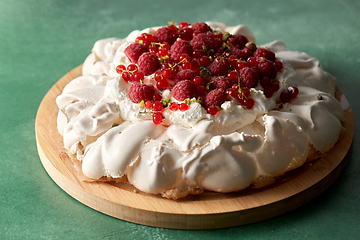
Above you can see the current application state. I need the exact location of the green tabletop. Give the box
[1,0,359,239]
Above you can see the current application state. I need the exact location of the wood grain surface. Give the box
[35,65,354,229]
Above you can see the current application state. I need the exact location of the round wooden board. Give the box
[35,65,354,229]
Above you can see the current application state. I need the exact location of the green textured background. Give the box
[1,0,359,239]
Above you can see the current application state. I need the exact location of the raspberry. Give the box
[124,43,149,63]
[172,80,195,101]
[170,39,193,62]
[128,82,157,103]
[231,47,252,60]
[138,52,160,76]
[228,33,248,48]
[174,69,197,82]
[190,33,214,50]
[239,67,259,88]
[191,22,212,33]
[208,57,231,76]
[255,48,276,62]
[204,89,226,109]
[257,61,277,79]
[153,27,176,45]
[211,76,232,91]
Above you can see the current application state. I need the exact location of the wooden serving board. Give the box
[35,65,354,229]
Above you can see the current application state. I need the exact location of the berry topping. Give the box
[190,33,214,51]
[128,82,157,103]
[255,48,276,62]
[179,103,190,111]
[191,22,212,33]
[172,80,195,101]
[124,43,149,63]
[204,89,226,110]
[170,39,193,62]
[153,27,176,45]
[257,61,277,79]
[210,76,232,91]
[174,69,197,82]
[138,52,160,76]
[208,57,231,76]
[153,112,163,124]
[239,67,259,88]
[227,33,248,48]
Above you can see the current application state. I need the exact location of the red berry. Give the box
[260,77,272,88]
[255,48,276,62]
[156,79,170,90]
[264,87,274,98]
[257,61,277,79]
[207,106,219,115]
[191,22,212,33]
[174,69,197,82]
[236,61,249,70]
[288,86,299,99]
[158,48,169,57]
[162,69,175,80]
[170,39,193,62]
[153,27,176,45]
[153,112,163,124]
[141,33,154,42]
[247,57,258,67]
[208,57,231,76]
[153,101,164,111]
[211,76,232,91]
[227,71,238,82]
[178,27,193,41]
[181,61,192,70]
[280,89,292,103]
[127,63,138,72]
[179,103,190,111]
[199,56,211,66]
[239,67,259,88]
[275,60,284,71]
[124,43,149,63]
[193,49,206,59]
[138,52,160,76]
[116,64,126,74]
[190,33,213,50]
[128,82,157,103]
[169,102,179,111]
[172,80,195,101]
[133,72,144,82]
[145,100,153,109]
[168,24,178,35]
[122,72,131,82]
[179,21,190,29]
[225,88,237,99]
[194,85,207,98]
[193,76,203,86]
[228,33,248,48]
[154,71,164,81]
[242,98,255,109]
[204,89,226,109]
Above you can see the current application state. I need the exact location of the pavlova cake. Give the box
[56,21,344,199]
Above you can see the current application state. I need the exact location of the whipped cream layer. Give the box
[56,22,344,197]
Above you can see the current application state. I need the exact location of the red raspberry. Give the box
[208,57,230,76]
[255,48,276,62]
[124,43,149,63]
[153,27,176,45]
[138,52,160,76]
[211,76,232,91]
[128,82,157,103]
[170,39,193,62]
[174,69,197,82]
[204,89,226,109]
[191,22,212,33]
[239,67,259,88]
[190,33,214,50]
[228,33,248,48]
[231,47,252,60]
[172,80,195,101]
[257,61,277,79]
